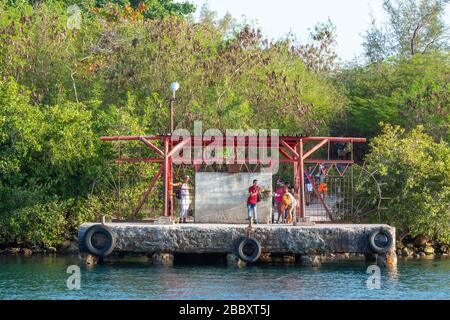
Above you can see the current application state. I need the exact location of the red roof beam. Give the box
[101,136,366,143]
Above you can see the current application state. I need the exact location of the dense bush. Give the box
[365,124,450,243]
[0,199,70,247]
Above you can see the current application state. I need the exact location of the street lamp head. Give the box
[169,82,180,98]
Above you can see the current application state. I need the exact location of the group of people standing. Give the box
[273,180,297,224]
[246,179,297,225]
[247,165,329,225]
[173,166,328,224]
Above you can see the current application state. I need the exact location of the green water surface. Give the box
[0,255,448,300]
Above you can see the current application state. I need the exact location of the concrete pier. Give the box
[78,223,397,267]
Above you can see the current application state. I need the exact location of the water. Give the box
[0,255,449,300]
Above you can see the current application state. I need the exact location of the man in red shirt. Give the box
[247,179,261,224]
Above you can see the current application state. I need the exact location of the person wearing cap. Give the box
[172,175,191,223]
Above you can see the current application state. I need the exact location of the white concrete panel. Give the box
[194,172,273,224]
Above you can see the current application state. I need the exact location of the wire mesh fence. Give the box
[303,163,382,223]
[99,139,381,223]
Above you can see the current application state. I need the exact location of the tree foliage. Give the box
[4,0,196,19]
[293,19,338,73]
[363,0,449,62]
[0,1,345,247]
[336,52,450,142]
[365,124,450,243]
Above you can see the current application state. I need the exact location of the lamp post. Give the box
[169,82,179,134]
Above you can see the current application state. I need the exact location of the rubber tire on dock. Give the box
[237,238,262,263]
[369,228,393,254]
[84,224,116,258]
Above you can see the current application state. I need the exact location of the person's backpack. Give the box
[175,187,181,199]
[257,192,262,203]
[282,193,292,206]
[288,192,296,206]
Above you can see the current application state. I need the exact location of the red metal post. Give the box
[163,137,170,217]
[168,97,175,218]
[293,142,300,222]
[298,139,306,221]
[169,158,173,218]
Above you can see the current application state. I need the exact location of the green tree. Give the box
[336,52,450,142]
[363,0,449,62]
[293,19,339,73]
[0,3,346,135]
[365,124,450,243]
[95,0,195,18]
[3,0,195,18]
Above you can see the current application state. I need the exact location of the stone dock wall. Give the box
[79,223,395,256]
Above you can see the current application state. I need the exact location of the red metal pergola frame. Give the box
[101,135,366,222]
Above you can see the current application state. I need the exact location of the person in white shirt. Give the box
[172,175,191,223]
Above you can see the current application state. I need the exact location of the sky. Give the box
[189,0,450,62]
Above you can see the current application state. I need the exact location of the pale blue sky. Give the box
[189,0,450,61]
